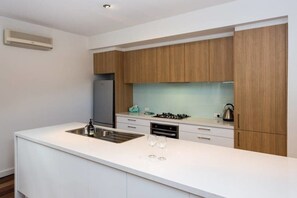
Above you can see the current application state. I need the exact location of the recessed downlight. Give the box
[103,4,111,8]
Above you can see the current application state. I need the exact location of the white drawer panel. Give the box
[116,123,150,134]
[180,131,234,148]
[179,124,233,139]
[117,116,150,126]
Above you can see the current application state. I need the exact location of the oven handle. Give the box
[152,131,176,137]
[151,127,178,133]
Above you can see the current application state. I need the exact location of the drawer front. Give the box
[116,123,150,134]
[179,124,234,138]
[180,131,234,148]
[117,116,150,127]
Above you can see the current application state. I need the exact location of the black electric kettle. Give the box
[223,103,234,122]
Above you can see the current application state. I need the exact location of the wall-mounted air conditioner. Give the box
[3,29,53,50]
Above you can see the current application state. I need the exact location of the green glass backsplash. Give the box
[133,83,234,118]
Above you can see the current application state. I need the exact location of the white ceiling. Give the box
[0,0,234,36]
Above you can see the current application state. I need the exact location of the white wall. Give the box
[0,17,93,176]
[89,0,297,157]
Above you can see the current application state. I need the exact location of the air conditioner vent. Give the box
[3,29,53,50]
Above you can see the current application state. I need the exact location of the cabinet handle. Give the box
[128,126,136,129]
[197,136,211,141]
[237,114,240,129]
[128,119,136,122]
[197,127,211,131]
[237,131,240,147]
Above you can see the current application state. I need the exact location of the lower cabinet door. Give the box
[127,174,189,198]
[89,161,126,198]
[235,130,287,156]
[18,138,89,198]
[179,131,234,148]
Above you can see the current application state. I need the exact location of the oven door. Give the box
[150,123,179,139]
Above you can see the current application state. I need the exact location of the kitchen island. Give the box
[15,123,297,198]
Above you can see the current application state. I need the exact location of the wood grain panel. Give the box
[234,25,287,134]
[113,51,132,113]
[156,46,170,82]
[93,51,118,74]
[235,130,286,156]
[169,44,185,82]
[142,48,157,83]
[209,37,233,81]
[274,24,287,135]
[124,48,157,83]
[0,175,14,197]
[185,40,209,82]
[234,24,287,156]
[93,52,104,74]
[156,44,184,82]
[124,50,139,83]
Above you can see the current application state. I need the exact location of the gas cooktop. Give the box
[153,113,190,120]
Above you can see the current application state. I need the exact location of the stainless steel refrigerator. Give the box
[93,80,114,128]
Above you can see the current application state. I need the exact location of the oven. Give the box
[150,122,179,139]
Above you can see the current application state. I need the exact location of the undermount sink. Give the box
[65,127,144,143]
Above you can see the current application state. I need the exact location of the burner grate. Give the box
[153,113,190,120]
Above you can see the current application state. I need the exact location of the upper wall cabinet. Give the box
[209,37,233,81]
[94,51,123,74]
[124,48,157,83]
[123,37,233,83]
[184,40,209,82]
[156,44,185,82]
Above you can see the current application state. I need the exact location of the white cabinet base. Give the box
[17,138,126,198]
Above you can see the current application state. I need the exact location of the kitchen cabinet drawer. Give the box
[117,116,150,126]
[117,123,150,134]
[180,131,234,148]
[179,124,233,139]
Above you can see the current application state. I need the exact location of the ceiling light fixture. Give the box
[103,4,111,8]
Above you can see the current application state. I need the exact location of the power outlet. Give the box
[214,113,221,118]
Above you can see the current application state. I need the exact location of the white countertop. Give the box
[116,112,234,129]
[15,123,297,198]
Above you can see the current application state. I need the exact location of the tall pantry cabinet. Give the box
[234,24,287,156]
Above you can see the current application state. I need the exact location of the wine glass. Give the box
[147,135,158,158]
[157,136,167,161]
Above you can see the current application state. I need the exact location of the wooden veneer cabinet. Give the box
[184,37,233,82]
[93,51,132,113]
[184,40,209,82]
[156,44,185,82]
[124,48,157,83]
[94,51,121,74]
[209,37,234,81]
[234,24,287,156]
[124,37,233,83]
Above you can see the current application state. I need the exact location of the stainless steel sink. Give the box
[65,127,144,143]
[66,128,86,135]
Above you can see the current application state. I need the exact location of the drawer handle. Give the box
[128,126,136,129]
[197,136,211,141]
[128,119,136,122]
[238,131,240,147]
[197,128,211,131]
